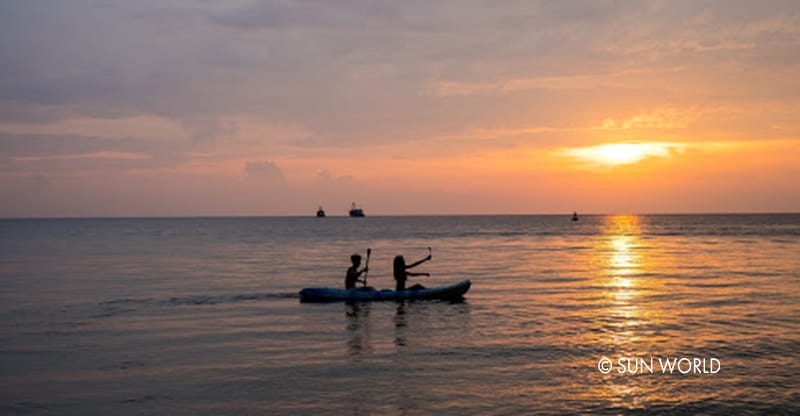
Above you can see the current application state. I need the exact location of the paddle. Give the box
[427,247,432,276]
[362,248,371,288]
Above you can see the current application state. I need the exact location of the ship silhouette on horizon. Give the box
[349,202,365,217]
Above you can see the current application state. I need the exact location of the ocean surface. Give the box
[1,214,799,415]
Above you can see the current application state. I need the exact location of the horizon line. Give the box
[1,211,798,220]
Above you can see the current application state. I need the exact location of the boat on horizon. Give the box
[316,206,325,217]
[572,211,579,221]
[349,202,365,217]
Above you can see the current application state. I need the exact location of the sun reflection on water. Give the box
[610,235,639,277]
[581,215,672,409]
[603,216,645,316]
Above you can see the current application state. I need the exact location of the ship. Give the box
[316,206,325,217]
[572,211,579,221]
[349,202,365,217]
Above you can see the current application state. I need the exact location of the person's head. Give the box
[350,254,362,266]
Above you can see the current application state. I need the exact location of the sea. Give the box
[1,214,798,415]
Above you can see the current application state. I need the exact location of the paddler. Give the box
[345,254,369,290]
[393,252,431,291]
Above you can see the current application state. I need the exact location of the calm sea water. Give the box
[1,215,799,415]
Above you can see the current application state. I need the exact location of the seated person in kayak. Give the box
[345,254,369,289]
[393,254,431,291]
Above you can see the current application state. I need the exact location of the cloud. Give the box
[598,106,703,130]
[0,115,189,140]
[2,1,797,144]
[180,116,238,142]
[313,169,355,189]
[0,131,191,176]
[245,160,286,185]
[211,1,330,30]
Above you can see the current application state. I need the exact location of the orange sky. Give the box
[1,1,798,216]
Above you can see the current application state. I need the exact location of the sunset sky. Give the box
[1,1,799,216]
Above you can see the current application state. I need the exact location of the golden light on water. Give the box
[601,216,649,344]
[604,216,643,280]
[610,236,639,278]
[579,215,648,406]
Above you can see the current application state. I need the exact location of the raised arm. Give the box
[406,255,431,269]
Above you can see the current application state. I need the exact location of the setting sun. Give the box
[565,143,685,166]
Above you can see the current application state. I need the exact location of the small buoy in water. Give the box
[571,211,579,221]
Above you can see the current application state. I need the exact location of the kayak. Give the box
[299,280,471,302]
[300,280,470,302]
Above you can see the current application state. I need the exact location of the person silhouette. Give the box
[393,253,430,291]
[345,254,368,289]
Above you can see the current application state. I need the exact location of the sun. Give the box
[564,142,683,166]
[591,144,655,165]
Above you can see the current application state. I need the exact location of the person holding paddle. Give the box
[393,248,432,291]
[345,251,370,290]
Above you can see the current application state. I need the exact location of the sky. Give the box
[1,0,799,217]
